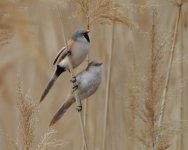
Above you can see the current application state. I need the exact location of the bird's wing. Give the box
[53,47,65,65]
[53,40,74,65]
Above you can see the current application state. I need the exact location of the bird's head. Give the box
[86,61,103,71]
[72,29,90,43]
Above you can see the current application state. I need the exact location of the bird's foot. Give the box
[67,50,71,56]
[70,76,77,83]
[72,84,78,92]
[71,76,78,92]
[76,105,82,112]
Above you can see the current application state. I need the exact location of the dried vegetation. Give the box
[0,0,188,150]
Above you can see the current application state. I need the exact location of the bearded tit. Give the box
[50,61,103,126]
[40,29,90,102]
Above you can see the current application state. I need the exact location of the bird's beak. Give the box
[86,29,90,33]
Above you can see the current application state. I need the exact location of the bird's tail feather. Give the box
[40,66,65,103]
[50,96,75,126]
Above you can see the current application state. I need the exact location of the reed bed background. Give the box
[0,0,188,150]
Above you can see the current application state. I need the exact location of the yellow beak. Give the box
[87,29,90,33]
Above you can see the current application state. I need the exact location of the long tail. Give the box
[40,66,65,103]
[50,96,75,126]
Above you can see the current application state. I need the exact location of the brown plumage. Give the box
[39,29,90,103]
[53,40,74,65]
[49,61,103,126]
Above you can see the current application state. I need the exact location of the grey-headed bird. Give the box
[40,29,90,102]
[50,61,103,126]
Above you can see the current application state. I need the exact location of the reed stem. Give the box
[82,24,90,150]
[155,3,182,149]
[179,0,183,149]
[56,3,88,150]
[102,23,115,150]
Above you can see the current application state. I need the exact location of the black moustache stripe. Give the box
[84,33,90,42]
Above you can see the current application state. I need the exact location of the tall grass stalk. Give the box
[179,1,183,149]
[55,3,88,150]
[102,23,115,150]
[156,1,182,149]
[82,94,88,150]
[82,26,90,150]
[129,51,136,150]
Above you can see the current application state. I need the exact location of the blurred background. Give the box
[0,0,188,150]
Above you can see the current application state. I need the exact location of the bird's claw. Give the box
[67,50,71,56]
[72,84,78,92]
[71,76,78,92]
[70,76,77,83]
[76,105,82,112]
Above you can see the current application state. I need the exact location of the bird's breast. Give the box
[78,71,101,100]
[71,42,90,67]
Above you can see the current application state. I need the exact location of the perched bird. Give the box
[50,61,103,126]
[40,29,90,102]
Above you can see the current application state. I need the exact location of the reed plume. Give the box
[15,83,64,150]
[156,1,183,149]
[131,9,173,150]
[36,129,65,150]
[75,0,132,28]
[16,84,36,150]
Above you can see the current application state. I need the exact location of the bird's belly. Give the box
[78,78,100,100]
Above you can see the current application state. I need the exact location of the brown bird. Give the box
[40,29,90,103]
[50,61,103,126]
